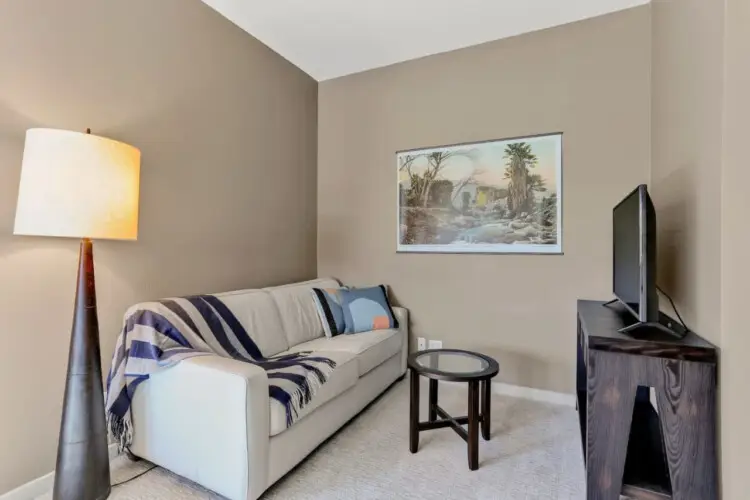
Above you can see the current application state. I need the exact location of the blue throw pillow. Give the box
[339,285,399,334]
[311,287,348,337]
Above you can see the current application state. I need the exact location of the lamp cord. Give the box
[656,285,691,333]
[111,464,158,488]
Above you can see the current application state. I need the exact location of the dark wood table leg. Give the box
[409,368,419,453]
[655,359,718,500]
[587,351,637,500]
[428,379,438,422]
[481,379,491,440]
[468,380,479,470]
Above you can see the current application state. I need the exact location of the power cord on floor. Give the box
[111,464,158,487]
[656,285,691,333]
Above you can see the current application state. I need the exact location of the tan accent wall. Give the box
[318,7,652,394]
[0,0,317,493]
[653,0,750,495]
[720,0,750,496]
[650,0,725,345]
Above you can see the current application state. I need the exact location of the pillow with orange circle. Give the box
[338,285,399,334]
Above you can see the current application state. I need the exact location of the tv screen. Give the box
[613,185,657,323]
[613,189,641,314]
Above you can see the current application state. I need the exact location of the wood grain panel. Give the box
[655,359,717,499]
[587,351,637,500]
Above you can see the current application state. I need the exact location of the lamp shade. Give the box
[14,128,141,240]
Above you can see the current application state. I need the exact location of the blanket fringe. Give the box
[284,360,336,428]
[107,412,133,454]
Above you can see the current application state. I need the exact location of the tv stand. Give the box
[577,300,718,500]
[602,300,688,339]
[618,320,686,338]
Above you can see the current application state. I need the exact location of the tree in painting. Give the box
[504,142,539,216]
[398,135,561,253]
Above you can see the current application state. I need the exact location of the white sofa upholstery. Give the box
[129,278,408,500]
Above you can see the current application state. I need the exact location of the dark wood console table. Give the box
[577,300,718,500]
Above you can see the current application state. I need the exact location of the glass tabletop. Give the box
[414,350,490,375]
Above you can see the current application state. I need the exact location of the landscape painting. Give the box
[397,133,562,254]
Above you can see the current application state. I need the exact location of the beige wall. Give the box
[0,0,317,494]
[720,0,750,497]
[650,0,724,345]
[652,0,750,496]
[318,7,652,394]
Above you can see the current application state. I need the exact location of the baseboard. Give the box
[438,379,575,408]
[491,381,576,407]
[0,444,119,500]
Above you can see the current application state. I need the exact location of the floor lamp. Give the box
[14,128,141,500]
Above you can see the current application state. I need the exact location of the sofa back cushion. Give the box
[211,289,289,357]
[264,278,340,347]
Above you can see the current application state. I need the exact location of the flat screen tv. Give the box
[612,184,657,325]
[610,185,684,337]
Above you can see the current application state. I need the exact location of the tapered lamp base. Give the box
[53,239,111,500]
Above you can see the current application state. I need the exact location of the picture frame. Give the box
[397,133,562,254]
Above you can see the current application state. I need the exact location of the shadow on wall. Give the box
[0,100,37,134]
[652,165,697,320]
[0,101,34,235]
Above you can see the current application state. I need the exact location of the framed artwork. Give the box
[397,133,562,254]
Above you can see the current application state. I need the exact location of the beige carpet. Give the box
[39,379,585,499]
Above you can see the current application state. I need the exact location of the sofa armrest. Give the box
[392,307,409,374]
[130,355,270,500]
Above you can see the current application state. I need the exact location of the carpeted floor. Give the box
[39,379,585,499]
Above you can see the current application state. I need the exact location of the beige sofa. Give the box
[128,278,409,500]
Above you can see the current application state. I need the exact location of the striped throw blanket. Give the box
[105,295,336,451]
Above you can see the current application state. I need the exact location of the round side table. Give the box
[407,348,499,470]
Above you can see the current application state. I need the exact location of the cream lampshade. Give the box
[14,128,141,240]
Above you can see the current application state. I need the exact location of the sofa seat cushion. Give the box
[286,329,401,377]
[269,350,358,436]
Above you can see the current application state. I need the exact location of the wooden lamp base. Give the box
[53,238,111,500]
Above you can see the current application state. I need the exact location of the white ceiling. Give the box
[202,0,649,81]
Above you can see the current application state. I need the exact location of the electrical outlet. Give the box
[417,337,427,351]
[428,340,443,350]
